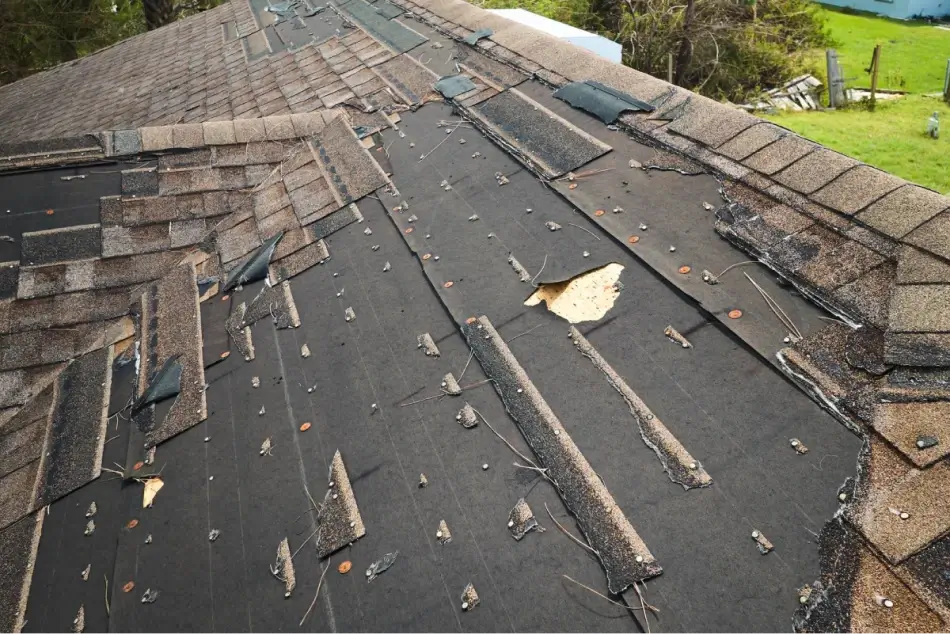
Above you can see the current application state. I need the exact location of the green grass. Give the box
[765,95,950,193]
[760,7,950,193]
[817,8,950,93]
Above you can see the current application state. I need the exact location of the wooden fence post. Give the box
[944,59,950,104]
[870,44,881,109]
[826,49,846,108]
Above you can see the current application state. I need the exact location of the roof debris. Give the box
[208,529,221,542]
[468,214,479,221]
[544,221,561,231]
[383,261,391,272]
[418,473,428,488]
[494,171,509,186]
[417,333,441,357]
[441,372,462,395]
[271,538,296,598]
[752,530,773,554]
[85,502,97,518]
[141,588,159,604]
[81,564,90,581]
[789,438,809,454]
[260,437,273,456]
[436,519,452,544]
[365,551,398,582]
[301,343,311,358]
[259,406,266,416]
[461,583,480,611]
[344,307,356,322]
[508,254,531,282]
[252,376,260,388]
[508,498,544,541]
[84,520,95,536]
[456,403,478,428]
[72,605,85,633]
[664,325,692,349]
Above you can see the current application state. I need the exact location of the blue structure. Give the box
[820,0,947,18]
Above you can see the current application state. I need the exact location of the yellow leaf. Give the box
[142,478,164,508]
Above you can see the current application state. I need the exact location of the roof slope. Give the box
[0,0,949,631]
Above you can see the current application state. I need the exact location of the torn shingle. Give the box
[469,89,611,179]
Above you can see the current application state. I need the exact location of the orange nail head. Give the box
[628,235,640,244]
[465,317,477,324]
[127,519,139,529]
[568,183,578,190]
[594,209,605,217]
[443,281,454,288]
[404,227,413,234]
[46,209,54,215]
[220,351,230,359]
[338,561,352,574]
[299,422,312,432]
[728,309,743,319]
[123,581,135,593]
[678,266,691,274]
[422,253,431,260]
[221,294,229,302]
[133,461,144,471]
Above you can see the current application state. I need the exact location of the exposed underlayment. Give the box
[1,0,949,629]
[524,263,625,323]
[462,316,662,593]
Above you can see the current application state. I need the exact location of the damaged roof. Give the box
[1,0,949,631]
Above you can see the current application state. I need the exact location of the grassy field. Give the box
[762,7,950,193]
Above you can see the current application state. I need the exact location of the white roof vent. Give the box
[487,8,622,64]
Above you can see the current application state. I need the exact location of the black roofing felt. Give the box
[335,0,428,52]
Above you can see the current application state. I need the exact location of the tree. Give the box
[142,0,225,30]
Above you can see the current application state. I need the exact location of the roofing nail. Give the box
[363,227,373,235]
[669,245,676,252]
[582,251,590,258]
[639,223,648,230]
[419,473,428,488]
[259,406,266,415]
[482,464,489,470]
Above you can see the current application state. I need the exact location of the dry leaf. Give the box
[142,478,164,508]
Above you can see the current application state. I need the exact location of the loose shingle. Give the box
[469,89,611,179]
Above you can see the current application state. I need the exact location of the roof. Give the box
[0,0,949,631]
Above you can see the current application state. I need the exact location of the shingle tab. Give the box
[773,148,860,194]
[715,122,785,161]
[860,186,950,240]
[811,165,905,216]
[742,134,817,176]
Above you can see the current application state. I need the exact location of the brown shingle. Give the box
[872,401,950,468]
[812,166,906,216]
[857,185,950,240]
[715,122,785,161]
[772,149,860,194]
[666,98,758,148]
[888,285,950,333]
[897,246,950,284]
[904,211,950,261]
[742,134,817,176]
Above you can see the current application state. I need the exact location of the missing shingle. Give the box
[524,263,624,324]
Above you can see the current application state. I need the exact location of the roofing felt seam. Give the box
[568,326,712,490]
[461,315,661,594]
